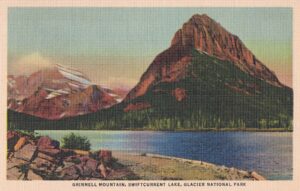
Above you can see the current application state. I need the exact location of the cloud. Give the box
[9,52,55,76]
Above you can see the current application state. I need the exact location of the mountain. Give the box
[125,14,283,103]
[120,14,292,128]
[8,14,293,130]
[8,64,122,119]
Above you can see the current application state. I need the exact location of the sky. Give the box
[8,8,292,88]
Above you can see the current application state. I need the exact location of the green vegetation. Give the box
[7,49,293,131]
[61,133,91,151]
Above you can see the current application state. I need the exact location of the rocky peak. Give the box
[124,14,284,104]
[170,14,281,86]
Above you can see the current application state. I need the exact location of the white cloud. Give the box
[9,52,55,76]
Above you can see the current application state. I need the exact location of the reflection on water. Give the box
[36,130,292,180]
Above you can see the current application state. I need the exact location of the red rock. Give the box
[60,165,80,180]
[31,157,56,173]
[38,148,61,157]
[85,158,99,172]
[37,136,60,149]
[99,150,112,162]
[170,14,281,86]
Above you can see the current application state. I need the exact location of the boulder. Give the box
[99,150,112,162]
[7,157,28,169]
[14,137,27,151]
[30,157,57,176]
[62,161,76,169]
[60,165,80,180]
[98,163,107,178]
[14,144,37,162]
[37,136,60,149]
[85,158,99,172]
[64,155,82,164]
[27,169,43,180]
[38,148,61,157]
[37,152,57,163]
[7,167,23,180]
[80,158,100,177]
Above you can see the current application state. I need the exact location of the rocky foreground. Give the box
[7,131,265,180]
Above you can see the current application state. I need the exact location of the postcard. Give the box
[0,0,299,191]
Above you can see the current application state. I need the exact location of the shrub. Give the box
[61,133,91,151]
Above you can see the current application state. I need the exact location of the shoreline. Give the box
[112,151,266,180]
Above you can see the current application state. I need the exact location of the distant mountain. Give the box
[8,64,122,119]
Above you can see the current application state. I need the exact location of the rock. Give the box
[7,167,23,180]
[60,165,80,180]
[251,171,266,180]
[37,136,60,149]
[238,170,250,177]
[98,163,107,178]
[62,161,76,169]
[14,137,27,151]
[99,150,112,162]
[64,155,82,164]
[79,158,100,177]
[7,157,28,169]
[85,158,99,172]
[37,152,57,163]
[81,166,101,178]
[7,131,20,152]
[27,169,43,180]
[38,148,61,157]
[73,149,90,156]
[31,157,56,173]
[14,144,37,162]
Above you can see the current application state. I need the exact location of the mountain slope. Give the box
[8,64,122,119]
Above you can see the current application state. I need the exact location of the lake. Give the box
[35,130,292,180]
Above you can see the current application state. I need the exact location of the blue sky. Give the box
[8,8,292,87]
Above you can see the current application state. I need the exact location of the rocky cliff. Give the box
[124,14,283,104]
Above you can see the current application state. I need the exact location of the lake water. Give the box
[35,130,292,180]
